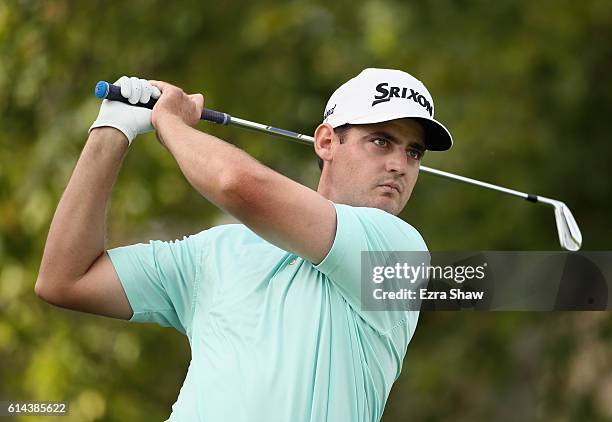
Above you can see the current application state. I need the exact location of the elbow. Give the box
[35,263,53,302]
[34,276,67,306]
[34,276,53,303]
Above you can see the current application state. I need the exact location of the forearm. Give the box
[37,128,128,289]
[154,116,334,263]
[156,116,266,209]
[149,81,334,263]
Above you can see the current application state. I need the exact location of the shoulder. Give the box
[334,203,428,252]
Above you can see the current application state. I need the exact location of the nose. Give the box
[384,149,409,176]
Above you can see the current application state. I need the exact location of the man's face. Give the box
[321,118,425,215]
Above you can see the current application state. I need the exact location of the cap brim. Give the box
[343,112,453,151]
[413,118,453,151]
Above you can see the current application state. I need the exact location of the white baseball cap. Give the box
[322,68,453,151]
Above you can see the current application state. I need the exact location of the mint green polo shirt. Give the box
[107,203,428,422]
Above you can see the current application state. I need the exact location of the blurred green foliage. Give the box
[1,0,611,421]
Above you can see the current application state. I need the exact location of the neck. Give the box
[316,170,336,201]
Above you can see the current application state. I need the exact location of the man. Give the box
[36,68,452,421]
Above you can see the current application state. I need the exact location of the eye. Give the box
[407,148,423,160]
[372,138,389,147]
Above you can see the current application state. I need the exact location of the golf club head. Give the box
[540,199,582,251]
[536,197,582,250]
[555,202,582,251]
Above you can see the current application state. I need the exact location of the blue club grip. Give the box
[96,81,159,109]
[94,81,230,124]
[202,108,229,125]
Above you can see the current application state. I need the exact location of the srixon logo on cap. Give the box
[323,104,336,120]
[372,83,433,116]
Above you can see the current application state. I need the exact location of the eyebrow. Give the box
[362,131,426,151]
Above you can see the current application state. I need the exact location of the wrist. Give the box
[153,113,186,131]
[88,127,130,147]
[86,127,130,159]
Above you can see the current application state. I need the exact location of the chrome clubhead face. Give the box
[553,201,583,251]
[537,197,582,251]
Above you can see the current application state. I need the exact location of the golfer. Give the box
[36,68,452,421]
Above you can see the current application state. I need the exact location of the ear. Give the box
[314,123,336,167]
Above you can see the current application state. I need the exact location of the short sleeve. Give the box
[315,203,429,334]
[107,231,208,336]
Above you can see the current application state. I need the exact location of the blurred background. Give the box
[1,0,611,420]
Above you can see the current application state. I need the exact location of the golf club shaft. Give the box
[215,116,545,204]
[207,115,582,250]
[95,81,547,205]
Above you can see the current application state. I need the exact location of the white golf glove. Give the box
[89,76,161,145]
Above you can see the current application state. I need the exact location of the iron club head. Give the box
[555,202,583,251]
[538,197,583,251]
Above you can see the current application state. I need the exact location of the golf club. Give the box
[95,81,583,251]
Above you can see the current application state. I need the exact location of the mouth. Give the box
[378,182,402,194]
